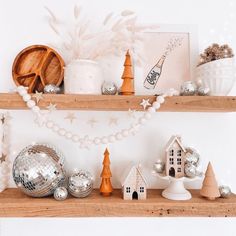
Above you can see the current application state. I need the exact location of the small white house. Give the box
[121,165,147,200]
[165,135,186,178]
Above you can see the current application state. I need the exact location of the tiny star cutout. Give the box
[0,154,7,163]
[47,103,57,112]
[64,112,77,124]
[140,99,151,110]
[109,117,119,126]
[32,91,44,104]
[127,109,136,119]
[87,118,98,127]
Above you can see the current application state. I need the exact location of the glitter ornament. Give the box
[153,160,165,173]
[68,170,93,198]
[184,163,198,178]
[219,185,232,198]
[198,86,210,96]
[180,81,197,96]
[44,84,61,94]
[185,147,200,167]
[12,144,66,197]
[54,187,68,201]
[101,81,118,95]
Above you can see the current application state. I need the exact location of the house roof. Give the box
[165,135,186,152]
[121,164,148,187]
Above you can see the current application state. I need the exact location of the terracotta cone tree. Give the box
[100,148,113,196]
[120,50,135,95]
[200,162,220,200]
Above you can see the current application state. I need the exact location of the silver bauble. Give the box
[185,147,200,167]
[197,86,210,96]
[12,144,66,197]
[101,81,117,95]
[44,84,61,94]
[219,185,232,198]
[54,187,68,201]
[153,160,165,173]
[180,81,197,96]
[184,163,197,178]
[68,170,93,198]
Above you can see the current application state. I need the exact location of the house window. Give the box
[169,150,174,156]
[177,150,182,156]
[177,167,182,172]
[126,187,131,193]
[140,187,145,193]
[169,158,174,165]
[177,158,182,165]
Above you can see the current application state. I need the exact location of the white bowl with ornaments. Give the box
[196,58,236,95]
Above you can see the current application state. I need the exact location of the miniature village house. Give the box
[121,165,147,200]
[165,136,186,178]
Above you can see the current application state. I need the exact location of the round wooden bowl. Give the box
[12,45,65,93]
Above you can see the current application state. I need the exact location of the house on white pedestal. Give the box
[165,135,186,178]
[121,165,147,200]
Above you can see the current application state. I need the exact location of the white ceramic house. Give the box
[121,165,147,200]
[165,136,186,178]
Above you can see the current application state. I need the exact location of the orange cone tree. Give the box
[120,50,134,95]
[100,148,113,196]
[200,162,220,200]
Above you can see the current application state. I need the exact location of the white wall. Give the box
[0,0,236,234]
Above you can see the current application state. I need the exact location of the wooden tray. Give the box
[12,45,65,93]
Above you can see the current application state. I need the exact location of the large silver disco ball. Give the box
[12,144,66,197]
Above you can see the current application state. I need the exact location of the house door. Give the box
[132,191,138,200]
[169,167,175,177]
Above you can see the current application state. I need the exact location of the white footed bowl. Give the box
[196,58,236,95]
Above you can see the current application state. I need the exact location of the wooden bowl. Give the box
[12,45,65,93]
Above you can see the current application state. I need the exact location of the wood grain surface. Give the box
[0,189,235,217]
[0,94,236,112]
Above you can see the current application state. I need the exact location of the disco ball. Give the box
[12,144,66,197]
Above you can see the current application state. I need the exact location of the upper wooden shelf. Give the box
[0,189,235,217]
[0,93,236,112]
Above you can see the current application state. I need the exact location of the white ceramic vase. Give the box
[64,59,103,94]
[196,58,236,95]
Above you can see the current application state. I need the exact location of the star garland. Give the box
[16,86,178,149]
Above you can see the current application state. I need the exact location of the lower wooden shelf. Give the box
[0,189,235,217]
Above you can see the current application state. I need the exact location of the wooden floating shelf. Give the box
[0,189,235,217]
[0,93,236,112]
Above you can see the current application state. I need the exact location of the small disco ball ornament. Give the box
[180,81,197,96]
[12,144,66,197]
[68,170,93,198]
[219,185,232,198]
[153,160,165,173]
[54,187,68,201]
[185,147,200,167]
[101,81,118,95]
[197,86,210,96]
[184,163,198,178]
[44,84,61,94]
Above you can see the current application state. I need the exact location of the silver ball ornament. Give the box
[197,86,210,96]
[184,163,197,178]
[68,170,93,198]
[153,160,165,173]
[180,81,197,96]
[54,187,68,201]
[185,147,200,167]
[12,144,66,197]
[101,81,117,95]
[44,84,61,94]
[219,185,232,198]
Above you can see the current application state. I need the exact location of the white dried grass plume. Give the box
[45,5,159,64]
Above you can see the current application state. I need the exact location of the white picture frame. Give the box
[134,24,198,95]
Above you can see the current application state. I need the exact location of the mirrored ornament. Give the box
[12,144,66,197]
[44,84,61,94]
[68,170,93,198]
[180,81,197,96]
[54,187,68,201]
[101,81,117,95]
[198,86,210,96]
[153,160,165,173]
[219,185,232,198]
[185,147,200,167]
[184,163,203,178]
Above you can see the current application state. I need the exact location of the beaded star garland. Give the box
[16,86,178,149]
